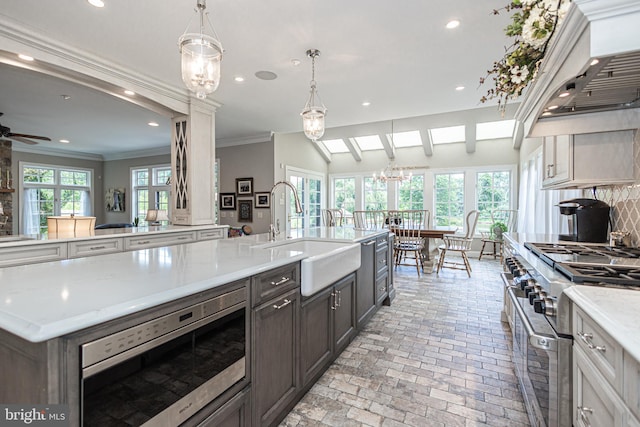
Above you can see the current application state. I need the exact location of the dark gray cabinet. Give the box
[300,273,356,386]
[198,387,250,427]
[375,235,389,306]
[251,264,300,427]
[384,233,396,305]
[356,238,376,328]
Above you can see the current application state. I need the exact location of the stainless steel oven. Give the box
[508,285,572,427]
[80,287,247,426]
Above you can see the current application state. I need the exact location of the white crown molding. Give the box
[216,133,273,148]
[0,15,221,115]
[102,146,171,161]
[11,144,104,162]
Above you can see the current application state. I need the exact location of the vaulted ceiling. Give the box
[0,0,514,158]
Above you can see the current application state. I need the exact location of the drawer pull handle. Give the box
[90,246,106,250]
[336,290,341,308]
[177,237,188,240]
[271,277,291,286]
[273,299,292,310]
[363,241,375,246]
[137,240,151,245]
[577,406,593,426]
[577,332,606,352]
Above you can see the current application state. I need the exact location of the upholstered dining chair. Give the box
[436,210,480,277]
[388,210,427,276]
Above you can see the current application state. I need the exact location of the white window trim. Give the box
[130,163,171,224]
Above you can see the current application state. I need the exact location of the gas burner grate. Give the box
[555,263,640,287]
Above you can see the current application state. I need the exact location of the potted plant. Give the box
[492,221,508,240]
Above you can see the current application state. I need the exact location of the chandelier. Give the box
[373,121,411,183]
[301,49,327,142]
[179,0,223,99]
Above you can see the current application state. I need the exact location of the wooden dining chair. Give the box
[388,210,426,276]
[353,210,386,229]
[321,208,344,226]
[436,210,479,277]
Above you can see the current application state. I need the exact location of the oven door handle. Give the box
[508,287,557,352]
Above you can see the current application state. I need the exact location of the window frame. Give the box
[131,164,171,225]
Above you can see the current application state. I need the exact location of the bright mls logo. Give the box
[1,405,68,426]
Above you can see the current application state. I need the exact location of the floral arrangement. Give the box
[480,0,571,109]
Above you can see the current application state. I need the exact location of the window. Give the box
[477,170,511,233]
[322,139,350,154]
[434,173,464,228]
[354,135,384,151]
[333,177,356,214]
[21,164,92,234]
[476,119,516,140]
[429,125,466,144]
[363,177,387,210]
[389,131,423,148]
[398,174,424,210]
[132,165,171,225]
[287,169,325,231]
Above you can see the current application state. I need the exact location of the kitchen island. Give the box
[0,227,391,426]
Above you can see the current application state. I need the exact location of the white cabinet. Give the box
[197,228,226,240]
[0,243,67,267]
[542,130,634,189]
[68,237,123,258]
[573,305,640,426]
[542,135,572,187]
[123,231,196,250]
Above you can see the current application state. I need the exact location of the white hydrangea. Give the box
[522,7,550,50]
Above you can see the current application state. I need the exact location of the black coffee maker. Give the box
[558,198,610,243]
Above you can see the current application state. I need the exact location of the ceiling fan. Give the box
[0,112,52,145]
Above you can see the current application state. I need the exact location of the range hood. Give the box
[516,0,640,138]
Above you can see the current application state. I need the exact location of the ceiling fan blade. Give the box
[8,132,51,141]
[9,136,39,145]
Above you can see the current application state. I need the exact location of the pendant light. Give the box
[301,49,327,142]
[373,121,411,183]
[179,0,223,99]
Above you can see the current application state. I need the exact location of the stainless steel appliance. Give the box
[558,198,610,243]
[503,240,640,427]
[80,287,247,426]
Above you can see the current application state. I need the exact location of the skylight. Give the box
[476,119,516,140]
[388,130,423,148]
[354,135,384,151]
[429,125,465,144]
[322,139,350,154]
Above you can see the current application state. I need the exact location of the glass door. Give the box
[286,169,325,233]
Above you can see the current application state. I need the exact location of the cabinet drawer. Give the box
[0,243,67,267]
[123,231,196,250]
[68,238,123,258]
[625,353,640,421]
[574,345,626,427]
[375,273,388,306]
[574,306,623,392]
[375,246,388,278]
[197,228,226,241]
[251,263,300,307]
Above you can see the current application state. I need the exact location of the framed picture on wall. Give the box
[236,177,253,196]
[220,193,236,210]
[106,188,126,212]
[238,199,253,222]
[255,192,270,208]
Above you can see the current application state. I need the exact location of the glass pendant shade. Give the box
[301,105,326,141]
[301,49,326,142]
[180,34,222,99]
[179,0,223,99]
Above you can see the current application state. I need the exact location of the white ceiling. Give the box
[0,0,513,158]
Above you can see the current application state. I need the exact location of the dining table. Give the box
[392,228,456,272]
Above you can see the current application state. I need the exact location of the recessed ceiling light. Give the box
[18,54,34,61]
[455,86,465,91]
[446,20,460,29]
[559,92,570,98]
[548,105,559,110]
[88,0,105,7]
[59,139,70,143]
[590,58,600,66]
[362,101,371,107]
[60,94,71,100]
[541,112,552,116]
[234,76,245,82]
[124,90,135,96]
[255,71,278,80]
[148,122,159,127]
[291,59,301,66]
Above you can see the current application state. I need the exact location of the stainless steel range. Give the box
[502,239,640,427]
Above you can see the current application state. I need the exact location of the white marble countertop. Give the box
[565,286,640,363]
[0,224,229,247]
[0,227,386,343]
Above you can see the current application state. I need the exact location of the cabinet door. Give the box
[384,233,395,305]
[375,273,388,307]
[333,274,356,355]
[542,135,572,187]
[197,387,250,427]
[300,287,333,386]
[356,239,376,329]
[252,288,299,427]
